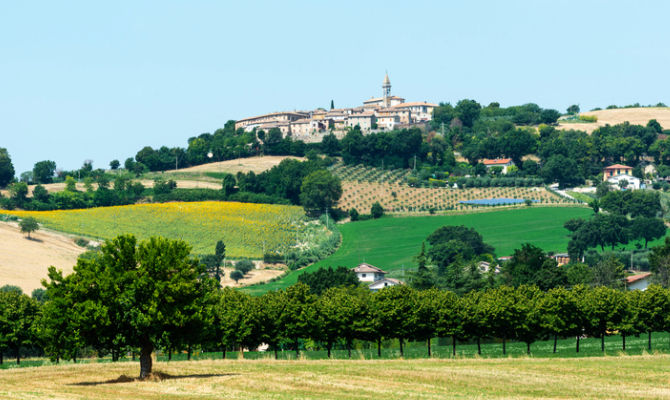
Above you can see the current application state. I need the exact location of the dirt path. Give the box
[0,222,84,294]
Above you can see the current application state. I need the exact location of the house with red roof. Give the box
[603,164,640,190]
[626,272,652,291]
[482,158,515,174]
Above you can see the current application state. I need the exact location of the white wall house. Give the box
[607,174,641,190]
[482,158,515,174]
[369,278,403,292]
[351,263,387,282]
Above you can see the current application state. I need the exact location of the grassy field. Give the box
[557,106,670,133]
[246,206,596,294]
[2,202,305,258]
[2,352,670,399]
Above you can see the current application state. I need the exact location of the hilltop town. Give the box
[234,74,437,142]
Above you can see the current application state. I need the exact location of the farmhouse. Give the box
[369,278,404,292]
[626,272,652,291]
[482,158,514,174]
[351,263,387,282]
[603,164,633,181]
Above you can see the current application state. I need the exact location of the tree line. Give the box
[3,234,670,378]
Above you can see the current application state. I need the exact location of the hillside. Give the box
[246,206,595,294]
[558,107,670,133]
[2,201,306,258]
[0,221,84,293]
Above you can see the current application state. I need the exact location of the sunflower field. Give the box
[2,201,305,258]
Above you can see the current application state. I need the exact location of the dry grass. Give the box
[2,355,670,399]
[558,107,670,133]
[0,221,84,293]
[170,155,305,174]
[219,265,285,288]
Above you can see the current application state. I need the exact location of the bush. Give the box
[236,259,255,274]
[264,252,284,264]
[349,208,359,221]
[579,115,598,123]
[74,238,89,247]
[371,202,384,219]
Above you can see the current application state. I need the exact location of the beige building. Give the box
[346,112,375,131]
[391,101,437,122]
[235,111,308,131]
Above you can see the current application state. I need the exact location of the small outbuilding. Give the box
[369,278,404,292]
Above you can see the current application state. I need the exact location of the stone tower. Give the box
[382,73,391,108]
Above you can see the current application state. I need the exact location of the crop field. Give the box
[329,162,572,213]
[246,207,595,294]
[1,202,305,258]
[558,106,670,133]
[2,353,670,399]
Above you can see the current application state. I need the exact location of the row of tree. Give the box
[4,232,670,379]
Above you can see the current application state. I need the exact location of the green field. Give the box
[247,206,628,294]
[2,202,305,258]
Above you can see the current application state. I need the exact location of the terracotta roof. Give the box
[626,272,651,284]
[390,101,438,108]
[351,263,387,274]
[363,96,405,104]
[483,158,513,165]
[604,164,633,170]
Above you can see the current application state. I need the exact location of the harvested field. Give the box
[168,155,305,174]
[0,221,84,294]
[558,107,670,133]
[1,355,670,399]
[220,266,285,287]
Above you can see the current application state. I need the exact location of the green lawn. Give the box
[246,206,594,294]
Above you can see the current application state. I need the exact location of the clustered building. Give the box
[234,74,437,142]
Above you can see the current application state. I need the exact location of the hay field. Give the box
[169,155,305,174]
[558,107,670,133]
[0,221,84,293]
[1,355,669,399]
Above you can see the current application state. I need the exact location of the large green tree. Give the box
[32,160,56,184]
[299,169,342,212]
[0,290,39,364]
[0,148,15,187]
[43,234,216,378]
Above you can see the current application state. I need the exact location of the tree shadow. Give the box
[71,371,238,386]
[25,236,43,243]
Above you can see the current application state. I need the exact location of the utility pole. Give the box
[413,155,417,170]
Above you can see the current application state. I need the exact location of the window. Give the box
[362,274,366,278]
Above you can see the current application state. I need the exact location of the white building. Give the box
[482,158,515,174]
[607,174,641,190]
[351,263,387,282]
[369,278,403,292]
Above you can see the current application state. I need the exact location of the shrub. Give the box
[236,259,255,274]
[371,202,384,219]
[349,208,359,221]
[579,115,598,123]
[74,237,89,247]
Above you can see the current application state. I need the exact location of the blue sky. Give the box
[2,1,669,174]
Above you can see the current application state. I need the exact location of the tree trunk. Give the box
[526,342,531,355]
[477,338,481,355]
[427,338,431,358]
[327,343,332,359]
[295,339,299,358]
[553,335,557,353]
[452,336,456,357]
[502,338,506,355]
[377,338,381,358]
[399,338,404,357]
[239,345,244,360]
[111,350,117,362]
[16,346,20,365]
[0,350,3,364]
[139,345,153,379]
[187,344,192,360]
[168,347,172,361]
[576,336,580,353]
[601,333,605,352]
[132,351,135,361]
[222,347,226,359]
[347,340,352,359]
[73,349,77,364]
[648,331,652,351]
[274,347,278,360]
[622,332,626,351]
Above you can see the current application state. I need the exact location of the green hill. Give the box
[246,207,597,294]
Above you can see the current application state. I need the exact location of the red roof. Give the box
[604,164,632,170]
[482,158,512,166]
[626,272,651,284]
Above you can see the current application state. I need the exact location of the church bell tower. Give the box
[382,73,391,108]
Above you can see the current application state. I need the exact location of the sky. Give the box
[2,1,670,175]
